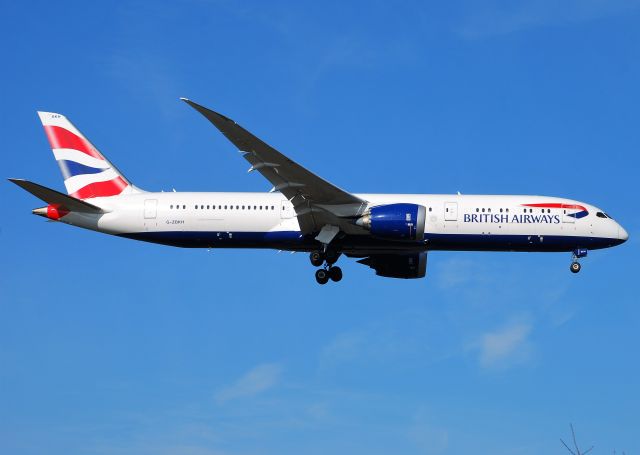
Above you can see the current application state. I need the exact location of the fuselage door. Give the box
[144,199,158,219]
[444,202,458,221]
[562,207,575,223]
[280,200,295,219]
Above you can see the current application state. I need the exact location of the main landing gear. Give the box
[570,248,588,274]
[310,249,342,285]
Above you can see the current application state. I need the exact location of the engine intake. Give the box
[356,203,426,241]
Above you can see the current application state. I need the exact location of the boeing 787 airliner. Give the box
[10,99,628,284]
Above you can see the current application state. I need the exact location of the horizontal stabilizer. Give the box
[8,178,105,213]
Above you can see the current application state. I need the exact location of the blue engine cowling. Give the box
[356,203,426,241]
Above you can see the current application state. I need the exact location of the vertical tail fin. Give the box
[37,111,137,199]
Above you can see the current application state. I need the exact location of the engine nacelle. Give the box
[356,203,426,241]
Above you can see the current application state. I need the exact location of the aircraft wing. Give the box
[182,99,367,236]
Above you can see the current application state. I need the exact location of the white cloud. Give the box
[407,408,450,455]
[456,0,640,39]
[215,363,282,403]
[435,257,485,289]
[320,330,367,367]
[477,321,533,369]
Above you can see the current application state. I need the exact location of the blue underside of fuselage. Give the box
[117,230,624,253]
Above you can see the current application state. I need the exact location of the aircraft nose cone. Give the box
[618,225,629,242]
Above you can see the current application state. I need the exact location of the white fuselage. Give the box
[57,191,627,255]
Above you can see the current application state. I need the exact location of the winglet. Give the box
[180,98,236,125]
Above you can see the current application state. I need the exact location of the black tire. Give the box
[325,249,340,265]
[310,251,324,267]
[315,268,329,284]
[329,266,343,282]
[570,262,581,274]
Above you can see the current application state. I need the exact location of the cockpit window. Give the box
[604,213,614,220]
[596,212,607,218]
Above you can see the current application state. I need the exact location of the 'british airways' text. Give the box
[463,214,561,224]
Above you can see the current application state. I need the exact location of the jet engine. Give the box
[356,203,426,241]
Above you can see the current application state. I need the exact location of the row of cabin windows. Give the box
[169,204,275,211]
[475,208,511,213]
[473,208,557,214]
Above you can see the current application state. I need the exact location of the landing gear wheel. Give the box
[310,251,325,267]
[325,249,340,265]
[315,268,330,284]
[329,266,343,282]
[570,262,581,274]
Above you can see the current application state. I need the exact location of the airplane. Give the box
[10,99,628,284]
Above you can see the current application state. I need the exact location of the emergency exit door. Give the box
[444,202,458,221]
[144,199,157,219]
[280,200,295,219]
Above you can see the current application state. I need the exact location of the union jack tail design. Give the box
[37,111,135,199]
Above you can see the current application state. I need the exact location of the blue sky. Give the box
[1,1,639,454]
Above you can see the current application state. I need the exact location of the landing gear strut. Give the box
[570,248,588,274]
[311,249,342,284]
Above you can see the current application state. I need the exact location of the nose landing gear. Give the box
[310,249,342,284]
[570,248,588,274]
[570,262,581,273]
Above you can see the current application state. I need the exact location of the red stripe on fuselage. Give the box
[70,176,128,199]
[522,203,587,211]
[43,125,103,159]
